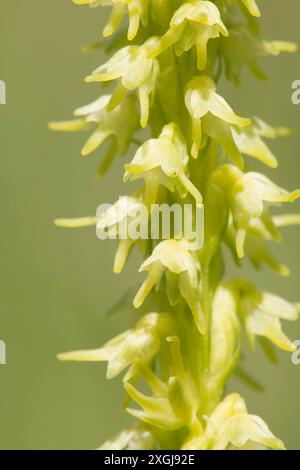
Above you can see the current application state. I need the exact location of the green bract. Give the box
[53,0,300,450]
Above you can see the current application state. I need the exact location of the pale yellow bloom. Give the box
[185,76,250,159]
[124,122,202,207]
[226,215,290,276]
[213,164,300,258]
[154,1,228,70]
[86,38,160,127]
[183,394,284,450]
[56,0,298,451]
[134,239,206,334]
[55,195,145,273]
[125,336,202,433]
[221,24,296,84]
[58,312,174,381]
[233,279,299,352]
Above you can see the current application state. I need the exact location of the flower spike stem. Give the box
[53,0,299,450]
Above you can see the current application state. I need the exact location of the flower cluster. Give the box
[53,0,299,450]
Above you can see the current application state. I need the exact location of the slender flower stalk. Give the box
[52,0,299,449]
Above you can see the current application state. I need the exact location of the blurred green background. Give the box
[0,0,300,450]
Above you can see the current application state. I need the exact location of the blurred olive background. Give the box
[0,0,300,450]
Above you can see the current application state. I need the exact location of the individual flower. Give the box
[154,1,228,70]
[233,279,299,352]
[85,38,160,127]
[185,76,250,159]
[96,195,147,273]
[183,394,284,450]
[55,195,146,273]
[134,239,206,334]
[124,122,203,207]
[58,312,174,381]
[49,94,138,176]
[125,336,203,433]
[226,215,290,276]
[232,117,291,168]
[212,164,300,257]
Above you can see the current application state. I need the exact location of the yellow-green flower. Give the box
[183,394,284,450]
[185,76,250,159]
[124,122,202,206]
[134,239,206,334]
[58,312,174,381]
[86,38,160,127]
[225,215,289,276]
[212,164,300,257]
[125,336,202,433]
[97,195,146,273]
[233,279,299,352]
[55,195,145,273]
[155,1,228,70]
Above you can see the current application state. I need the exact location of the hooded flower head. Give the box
[86,37,160,127]
[232,279,299,352]
[124,122,202,207]
[154,1,228,70]
[58,312,174,381]
[212,164,300,258]
[183,394,284,450]
[134,239,206,334]
[185,76,251,159]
